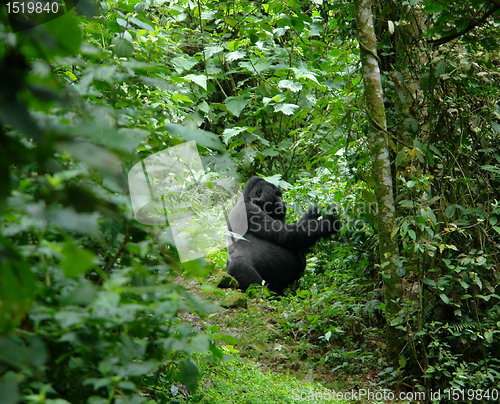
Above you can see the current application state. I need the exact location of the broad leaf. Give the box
[112,37,134,57]
[184,74,207,90]
[224,96,250,117]
[274,103,299,115]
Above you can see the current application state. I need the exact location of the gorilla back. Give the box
[226,177,340,295]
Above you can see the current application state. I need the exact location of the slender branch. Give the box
[196,0,209,84]
[429,3,500,46]
[103,226,129,274]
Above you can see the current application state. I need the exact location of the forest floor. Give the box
[171,267,395,404]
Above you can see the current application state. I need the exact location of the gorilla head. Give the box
[244,177,286,220]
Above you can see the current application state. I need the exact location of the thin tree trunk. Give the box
[354,0,403,364]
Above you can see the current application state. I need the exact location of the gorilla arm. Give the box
[246,203,340,250]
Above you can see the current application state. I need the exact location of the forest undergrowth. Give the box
[170,261,402,404]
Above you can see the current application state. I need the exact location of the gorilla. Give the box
[226,177,340,295]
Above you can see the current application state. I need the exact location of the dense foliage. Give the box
[372,0,500,393]
[1,0,499,403]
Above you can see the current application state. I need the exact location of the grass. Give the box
[189,358,347,404]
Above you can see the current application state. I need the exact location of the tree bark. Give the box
[354,0,403,364]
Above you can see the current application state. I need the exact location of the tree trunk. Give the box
[354,0,403,364]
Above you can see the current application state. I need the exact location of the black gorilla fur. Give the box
[226,177,340,295]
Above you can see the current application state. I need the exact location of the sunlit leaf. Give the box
[172,56,199,73]
[274,103,299,115]
[184,74,207,90]
[222,127,249,143]
[278,80,302,92]
[226,50,246,62]
[204,45,224,58]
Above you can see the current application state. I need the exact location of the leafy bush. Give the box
[0,4,227,403]
[0,263,221,404]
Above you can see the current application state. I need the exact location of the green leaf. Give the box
[165,124,224,152]
[61,242,95,278]
[261,148,279,156]
[41,11,82,55]
[274,103,299,115]
[290,16,304,31]
[481,165,500,175]
[423,278,436,287]
[179,358,199,393]
[276,16,291,28]
[0,243,36,333]
[435,59,446,77]
[439,293,450,304]
[112,37,134,58]
[222,127,248,143]
[278,80,303,92]
[240,60,272,75]
[395,148,408,167]
[69,122,139,153]
[473,273,482,290]
[491,121,500,133]
[64,71,77,81]
[225,17,240,27]
[116,17,128,28]
[429,144,443,157]
[239,146,257,164]
[292,61,320,84]
[172,93,194,104]
[211,334,240,345]
[426,207,437,225]
[172,56,198,73]
[226,50,246,62]
[130,16,155,32]
[0,381,19,404]
[273,26,287,37]
[184,74,207,90]
[204,45,224,58]
[224,96,250,117]
[189,334,210,352]
[309,23,323,37]
[83,377,112,390]
[118,380,137,391]
[57,142,121,176]
[122,361,159,377]
[420,73,430,95]
[399,199,413,208]
[445,205,456,218]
